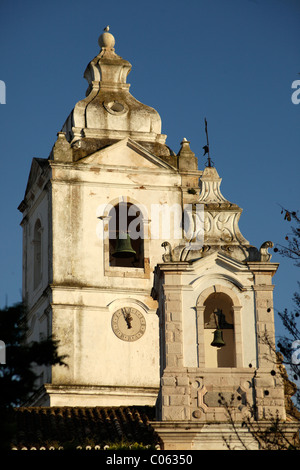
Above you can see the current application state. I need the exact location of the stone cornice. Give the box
[246,261,279,276]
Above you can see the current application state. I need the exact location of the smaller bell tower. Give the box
[151,163,299,450]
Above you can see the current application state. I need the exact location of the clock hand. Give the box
[122,308,133,329]
[126,313,133,329]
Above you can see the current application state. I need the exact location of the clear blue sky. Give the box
[0,0,299,339]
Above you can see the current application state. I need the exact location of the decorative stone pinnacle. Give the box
[178,138,195,158]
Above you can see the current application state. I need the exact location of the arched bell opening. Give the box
[108,202,144,268]
[203,292,236,367]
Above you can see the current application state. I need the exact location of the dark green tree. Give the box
[0,301,67,449]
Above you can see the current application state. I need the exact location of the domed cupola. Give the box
[61,27,169,158]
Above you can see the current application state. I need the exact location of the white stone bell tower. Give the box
[151,164,299,450]
[18,29,298,447]
[18,28,202,407]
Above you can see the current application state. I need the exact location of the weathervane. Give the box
[203,118,214,167]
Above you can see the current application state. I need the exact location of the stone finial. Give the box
[259,241,273,261]
[52,132,73,162]
[85,27,131,87]
[178,138,195,158]
[198,165,250,252]
[198,166,228,204]
[60,27,166,149]
[178,138,197,170]
[98,26,115,50]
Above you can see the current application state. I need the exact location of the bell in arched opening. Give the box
[204,296,235,367]
[211,328,226,348]
[210,308,227,348]
[112,232,136,259]
[109,202,144,268]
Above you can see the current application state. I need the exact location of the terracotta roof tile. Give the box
[11,406,159,450]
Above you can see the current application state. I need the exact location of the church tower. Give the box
[18,28,201,407]
[151,163,298,449]
[18,28,298,450]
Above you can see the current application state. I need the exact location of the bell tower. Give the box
[18,28,298,448]
[151,163,299,450]
[18,28,202,407]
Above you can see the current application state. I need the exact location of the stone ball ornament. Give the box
[98,26,115,49]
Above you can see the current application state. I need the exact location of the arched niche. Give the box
[203,292,235,367]
[99,197,150,278]
[196,285,243,368]
[108,201,144,268]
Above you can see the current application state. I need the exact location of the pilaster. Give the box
[247,261,287,419]
[248,262,278,354]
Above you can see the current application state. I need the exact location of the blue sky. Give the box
[0,0,299,339]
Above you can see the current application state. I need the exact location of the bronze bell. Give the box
[112,232,136,258]
[211,328,226,348]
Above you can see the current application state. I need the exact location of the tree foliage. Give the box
[0,302,67,409]
[274,208,300,266]
[220,208,300,450]
[274,208,300,412]
[0,301,67,449]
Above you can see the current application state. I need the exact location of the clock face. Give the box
[111,307,146,342]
